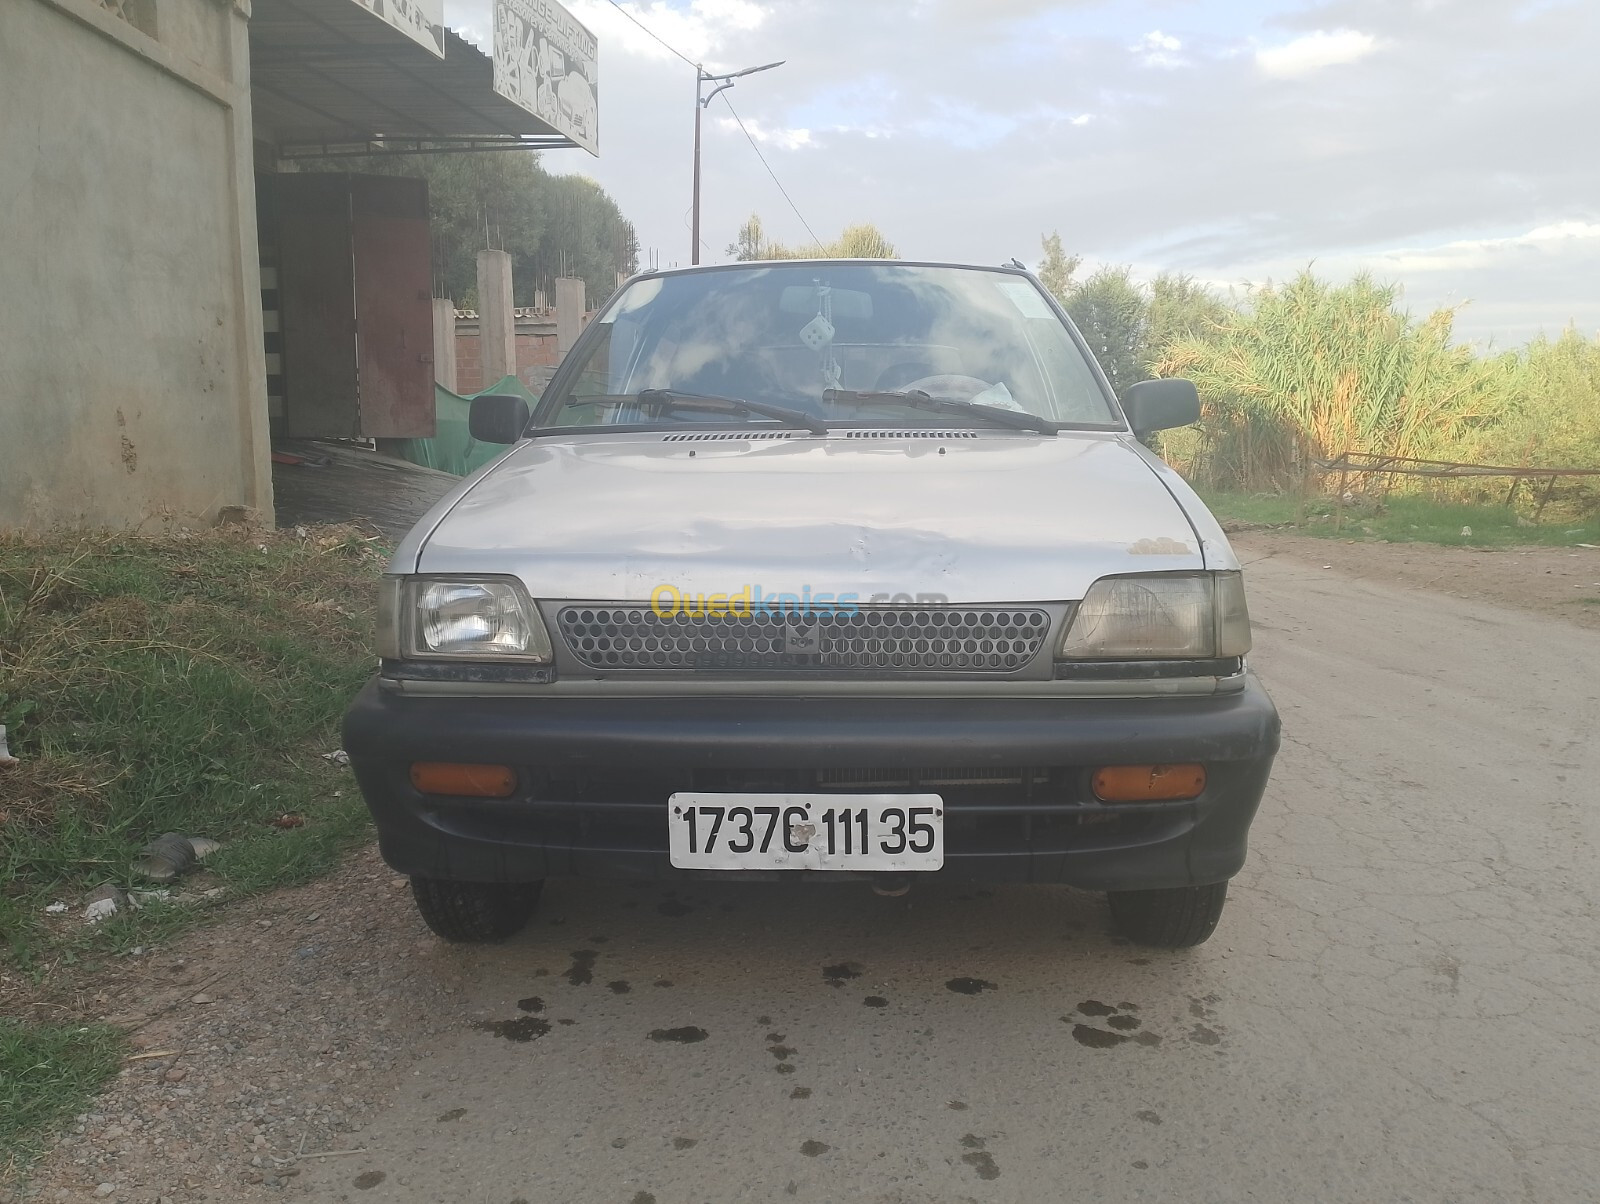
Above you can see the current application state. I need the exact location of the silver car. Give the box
[344,260,1280,948]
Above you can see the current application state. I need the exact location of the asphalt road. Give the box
[300,552,1600,1204]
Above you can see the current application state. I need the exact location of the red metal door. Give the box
[351,175,435,438]
[272,174,359,439]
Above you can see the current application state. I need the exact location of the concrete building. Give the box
[1,0,595,530]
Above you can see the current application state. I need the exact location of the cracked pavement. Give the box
[283,551,1600,1203]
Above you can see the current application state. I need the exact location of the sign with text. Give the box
[492,0,600,155]
[348,0,444,57]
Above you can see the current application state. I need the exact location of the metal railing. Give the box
[1316,451,1600,529]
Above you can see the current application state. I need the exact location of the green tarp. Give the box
[390,375,538,477]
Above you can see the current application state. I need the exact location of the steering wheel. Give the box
[900,374,992,402]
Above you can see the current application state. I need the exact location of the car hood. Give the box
[405,431,1216,603]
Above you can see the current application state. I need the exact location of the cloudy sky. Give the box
[448,0,1598,347]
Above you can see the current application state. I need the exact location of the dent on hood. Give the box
[1128,537,1192,556]
[1128,443,1239,570]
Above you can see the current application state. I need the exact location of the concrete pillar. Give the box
[555,276,586,355]
[431,297,458,392]
[223,0,274,525]
[476,250,516,384]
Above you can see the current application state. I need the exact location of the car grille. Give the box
[556,606,1052,672]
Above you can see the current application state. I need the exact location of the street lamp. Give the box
[692,60,784,265]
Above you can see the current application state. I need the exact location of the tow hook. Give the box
[871,874,911,898]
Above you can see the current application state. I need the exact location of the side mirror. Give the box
[468,394,531,445]
[1121,378,1200,435]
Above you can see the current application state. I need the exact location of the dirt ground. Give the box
[3,852,451,1203]
[5,533,1598,1202]
[1230,530,1600,631]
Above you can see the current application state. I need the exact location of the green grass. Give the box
[1198,491,1600,547]
[0,525,384,967]
[0,525,385,1177]
[0,1020,126,1175]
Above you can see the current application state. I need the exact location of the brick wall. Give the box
[453,308,563,395]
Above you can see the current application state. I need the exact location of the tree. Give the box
[1030,238,1240,392]
[831,223,898,259]
[522,173,637,303]
[725,214,898,260]
[1065,266,1149,394]
[1143,273,1231,377]
[1037,231,1081,305]
[726,214,769,261]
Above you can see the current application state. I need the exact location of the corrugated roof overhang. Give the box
[249,0,581,156]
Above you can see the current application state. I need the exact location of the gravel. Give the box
[3,850,455,1203]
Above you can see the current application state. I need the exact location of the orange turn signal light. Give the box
[409,762,517,798]
[1092,763,1206,803]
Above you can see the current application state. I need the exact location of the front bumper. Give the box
[343,675,1280,890]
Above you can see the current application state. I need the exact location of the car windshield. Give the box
[536,263,1121,430]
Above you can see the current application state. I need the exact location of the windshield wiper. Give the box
[641,389,830,435]
[568,389,828,436]
[824,388,1060,435]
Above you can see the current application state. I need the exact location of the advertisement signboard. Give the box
[493,0,600,154]
[348,0,445,57]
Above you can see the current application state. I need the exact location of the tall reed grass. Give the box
[1155,272,1600,513]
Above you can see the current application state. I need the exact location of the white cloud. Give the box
[1255,29,1380,78]
[1373,220,1600,274]
[715,115,814,150]
[1162,221,1600,344]
[814,121,897,140]
[1134,29,1185,68]
[565,0,767,64]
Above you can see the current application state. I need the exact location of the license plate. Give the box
[668,793,945,871]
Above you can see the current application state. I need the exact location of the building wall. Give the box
[453,311,565,396]
[0,0,272,529]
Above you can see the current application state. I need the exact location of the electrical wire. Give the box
[682,203,715,257]
[599,0,822,254]
[601,0,699,69]
[719,93,824,253]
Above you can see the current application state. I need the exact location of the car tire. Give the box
[1106,882,1228,948]
[409,877,544,943]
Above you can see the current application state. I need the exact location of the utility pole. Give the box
[692,60,784,265]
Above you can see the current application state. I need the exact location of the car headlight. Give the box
[377,576,552,661]
[1058,572,1251,660]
